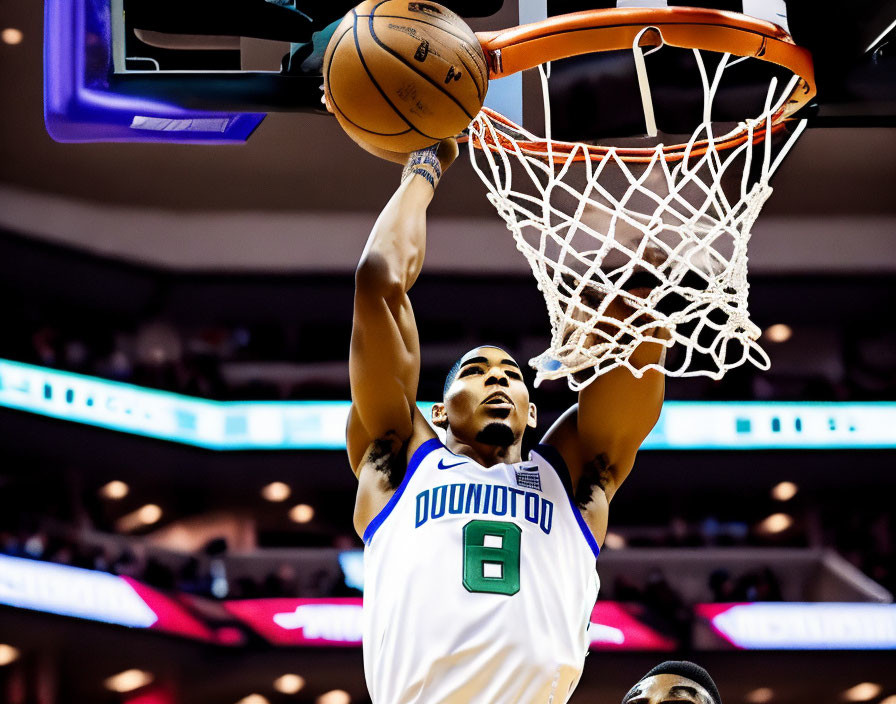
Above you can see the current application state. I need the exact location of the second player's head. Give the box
[621,661,721,704]
[432,346,537,450]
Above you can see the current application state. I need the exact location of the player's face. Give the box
[441,347,536,446]
[622,674,713,704]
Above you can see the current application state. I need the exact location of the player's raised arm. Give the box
[347,140,458,474]
[541,293,666,541]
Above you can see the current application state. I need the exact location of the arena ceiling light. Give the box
[757,513,793,534]
[317,691,351,704]
[0,644,20,666]
[603,532,626,550]
[1,28,23,45]
[116,504,163,532]
[771,481,798,501]
[100,480,129,500]
[289,504,314,524]
[273,674,305,694]
[744,687,775,703]
[261,482,291,502]
[235,695,269,704]
[763,324,793,343]
[103,669,154,693]
[842,683,882,702]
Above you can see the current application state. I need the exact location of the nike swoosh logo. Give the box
[437,458,468,470]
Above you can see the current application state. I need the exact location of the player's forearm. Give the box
[357,175,434,294]
[357,145,444,293]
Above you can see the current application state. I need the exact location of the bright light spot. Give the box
[100,480,129,500]
[104,669,154,693]
[0,644,20,666]
[317,690,351,704]
[274,674,305,694]
[745,687,775,703]
[771,481,798,502]
[842,683,881,702]
[236,695,270,704]
[117,504,163,532]
[1,28,23,45]
[289,504,315,524]
[261,482,291,502]
[764,324,792,343]
[603,532,626,550]
[758,513,793,534]
[138,504,162,524]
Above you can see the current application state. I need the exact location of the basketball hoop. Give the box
[467,7,816,389]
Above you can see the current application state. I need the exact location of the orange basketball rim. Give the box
[469,6,817,163]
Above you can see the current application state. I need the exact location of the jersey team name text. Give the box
[415,482,554,534]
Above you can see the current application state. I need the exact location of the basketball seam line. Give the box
[364,12,488,87]
[326,21,412,136]
[367,11,479,123]
[455,51,485,102]
[345,7,422,138]
[358,4,437,138]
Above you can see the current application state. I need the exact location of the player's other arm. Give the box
[544,341,665,502]
[541,297,666,540]
[347,140,458,476]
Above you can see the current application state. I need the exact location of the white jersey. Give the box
[362,438,600,704]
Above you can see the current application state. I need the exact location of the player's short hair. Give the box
[443,344,514,398]
[623,661,721,704]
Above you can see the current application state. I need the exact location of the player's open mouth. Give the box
[482,392,513,408]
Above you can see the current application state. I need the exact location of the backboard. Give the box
[44,0,896,143]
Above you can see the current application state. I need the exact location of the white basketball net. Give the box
[468,38,807,390]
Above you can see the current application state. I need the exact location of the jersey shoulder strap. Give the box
[530,443,601,559]
[530,443,575,497]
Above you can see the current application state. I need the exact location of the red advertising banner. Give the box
[223,598,677,651]
[0,555,675,650]
[588,602,677,651]
[223,598,363,647]
[121,577,216,643]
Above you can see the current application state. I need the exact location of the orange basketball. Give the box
[323,1,489,153]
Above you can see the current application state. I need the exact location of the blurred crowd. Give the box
[3,313,896,403]
[833,509,896,597]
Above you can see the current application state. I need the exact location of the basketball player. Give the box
[348,139,665,703]
[622,661,722,704]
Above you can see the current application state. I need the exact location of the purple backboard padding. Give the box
[43,0,265,143]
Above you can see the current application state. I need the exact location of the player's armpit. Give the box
[351,408,435,536]
[541,339,665,504]
[352,432,406,538]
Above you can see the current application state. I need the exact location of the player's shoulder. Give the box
[408,406,439,455]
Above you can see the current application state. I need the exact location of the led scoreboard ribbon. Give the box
[1,359,895,450]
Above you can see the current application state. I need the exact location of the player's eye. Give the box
[506,370,522,380]
[459,366,483,377]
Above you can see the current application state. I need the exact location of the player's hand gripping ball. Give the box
[323,1,489,153]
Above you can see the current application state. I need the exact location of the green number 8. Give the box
[462,520,521,596]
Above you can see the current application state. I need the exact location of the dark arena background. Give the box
[1,1,895,703]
